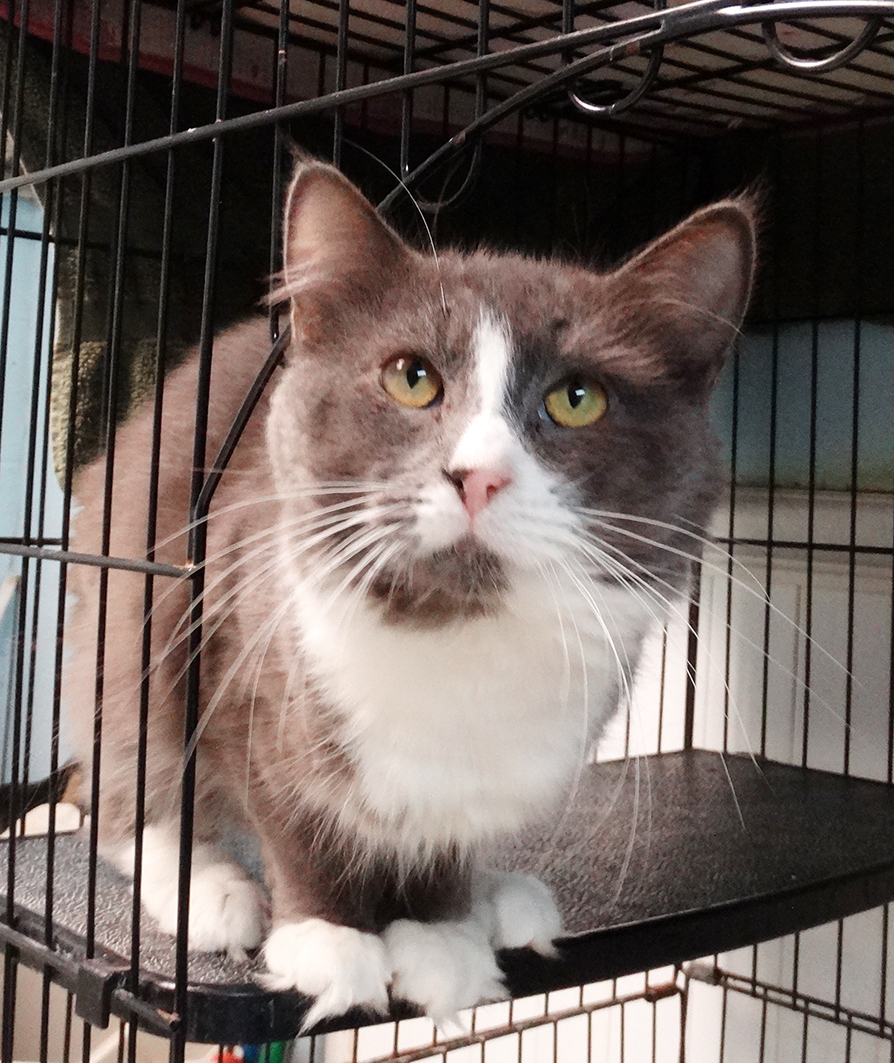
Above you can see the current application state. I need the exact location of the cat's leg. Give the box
[256,822,392,1027]
[104,822,266,959]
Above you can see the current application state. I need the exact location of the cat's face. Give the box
[267,164,756,627]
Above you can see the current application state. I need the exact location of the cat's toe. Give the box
[474,872,562,958]
[263,919,391,1029]
[185,861,266,958]
[382,918,506,1024]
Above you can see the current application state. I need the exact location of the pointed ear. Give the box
[613,197,758,386]
[280,162,412,341]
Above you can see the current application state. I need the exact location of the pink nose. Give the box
[445,467,512,520]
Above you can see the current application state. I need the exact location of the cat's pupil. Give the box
[407,362,426,389]
[568,383,585,408]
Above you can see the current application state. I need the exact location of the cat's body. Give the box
[66,163,756,1025]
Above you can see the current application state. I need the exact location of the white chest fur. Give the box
[293,569,653,855]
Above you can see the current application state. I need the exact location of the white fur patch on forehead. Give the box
[473,310,512,417]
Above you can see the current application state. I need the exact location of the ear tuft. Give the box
[614,195,758,385]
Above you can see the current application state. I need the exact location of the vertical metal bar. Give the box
[268,0,290,342]
[400,0,417,178]
[43,0,74,963]
[129,0,187,1035]
[800,130,822,770]
[657,631,668,753]
[332,0,349,167]
[889,473,894,781]
[39,972,52,1062]
[0,0,14,189]
[843,121,865,779]
[78,19,110,1055]
[63,992,74,1063]
[619,999,626,1063]
[834,122,868,1031]
[87,0,146,966]
[722,339,741,754]
[881,904,890,1031]
[359,59,370,130]
[1,950,17,1063]
[683,590,700,752]
[511,109,524,247]
[834,861,846,1010]
[176,0,234,1054]
[549,115,560,257]
[760,132,782,761]
[2,524,23,923]
[718,983,728,1063]
[792,928,801,998]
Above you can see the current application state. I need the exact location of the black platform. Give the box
[5,750,894,1043]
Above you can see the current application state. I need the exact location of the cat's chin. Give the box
[366,538,507,628]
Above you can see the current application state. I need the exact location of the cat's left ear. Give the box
[613,197,758,387]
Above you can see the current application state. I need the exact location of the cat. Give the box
[65,160,756,1027]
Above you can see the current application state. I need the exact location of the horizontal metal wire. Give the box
[718,537,894,556]
[0,541,189,579]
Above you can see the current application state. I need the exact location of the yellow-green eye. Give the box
[381,356,443,409]
[544,378,607,428]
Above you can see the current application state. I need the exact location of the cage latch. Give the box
[76,957,131,1028]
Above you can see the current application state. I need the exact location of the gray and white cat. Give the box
[66,161,756,1025]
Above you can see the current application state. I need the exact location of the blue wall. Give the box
[0,196,66,786]
[716,320,894,492]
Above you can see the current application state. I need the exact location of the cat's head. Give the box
[267,162,756,627]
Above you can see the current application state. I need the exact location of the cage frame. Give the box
[1,0,894,1054]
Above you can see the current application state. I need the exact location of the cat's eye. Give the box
[544,378,607,428]
[381,356,443,409]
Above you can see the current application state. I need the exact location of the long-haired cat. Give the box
[66,161,756,1026]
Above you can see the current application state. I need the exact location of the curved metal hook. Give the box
[565,0,665,118]
[567,43,665,117]
[762,15,881,73]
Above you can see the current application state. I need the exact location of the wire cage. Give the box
[2,1,894,1061]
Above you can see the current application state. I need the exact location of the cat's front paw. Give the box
[263,919,391,1029]
[117,832,266,959]
[474,871,562,958]
[180,858,267,958]
[382,918,506,1024]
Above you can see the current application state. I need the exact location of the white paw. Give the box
[474,872,562,957]
[382,918,506,1024]
[263,919,391,1029]
[179,858,266,958]
[106,830,265,958]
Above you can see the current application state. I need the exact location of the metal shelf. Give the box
[4,750,894,1042]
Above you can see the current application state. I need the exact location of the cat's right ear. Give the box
[280,162,412,343]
